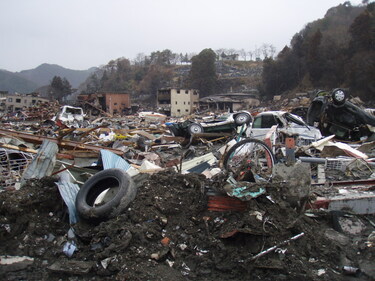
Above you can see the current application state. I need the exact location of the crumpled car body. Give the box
[53,105,85,126]
[167,111,253,137]
[247,111,322,146]
[306,89,375,141]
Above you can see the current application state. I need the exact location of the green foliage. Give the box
[188,48,217,97]
[49,76,72,101]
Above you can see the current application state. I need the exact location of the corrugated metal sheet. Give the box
[56,181,80,224]
[100,149,131,171]
[21,140,58,185]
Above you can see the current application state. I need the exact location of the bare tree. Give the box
[227,48,237,55]
[133,53,146,66]
[170,53,179,65]
[254,46,261,61]
[247,50,254,61]
[269,45,276,59]
[215,48,225,60]
[239,49,247,61]
[261,43,269,59]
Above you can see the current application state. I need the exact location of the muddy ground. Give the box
[0,171,374,280]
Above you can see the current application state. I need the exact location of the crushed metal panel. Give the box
[56,180,80,224]
[100,149,131,171]
[177,152,217,174]
[328,193,375,214]
[21,140,58,185]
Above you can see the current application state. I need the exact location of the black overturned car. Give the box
[306,88,375,141]
[167,111,252,137]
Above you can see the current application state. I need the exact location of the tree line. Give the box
[260,2,374,102]
[49,2,373,104]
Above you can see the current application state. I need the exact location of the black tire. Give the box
[331,88,347,106]
[75,168,136,222]
[234,112,251,125]
[223,138,275,182]
[188,123,203,135]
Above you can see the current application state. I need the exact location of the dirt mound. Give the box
[0,171,374,280]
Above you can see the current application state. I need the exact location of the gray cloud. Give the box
[0,0,363,71]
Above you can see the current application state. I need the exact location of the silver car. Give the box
[247,111,322,146]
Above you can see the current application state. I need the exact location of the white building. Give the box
[5,93,49,112]
[157,88,199,117]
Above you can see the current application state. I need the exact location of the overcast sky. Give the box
[0,0,365,72]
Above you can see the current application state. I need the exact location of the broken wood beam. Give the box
[0,129,124,156]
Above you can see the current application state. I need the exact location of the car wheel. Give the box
[234,113,251,125]
[331,88,347,106]
[188,123,203,135]
[75,168,136,223]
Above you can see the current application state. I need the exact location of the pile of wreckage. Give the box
[0,88,375,280]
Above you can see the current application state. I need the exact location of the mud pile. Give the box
[0,171,374,280]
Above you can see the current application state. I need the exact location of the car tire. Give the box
[75,168,136,223]
[188,123,203,135]
[234,113,251,125]
[331,88,347,106]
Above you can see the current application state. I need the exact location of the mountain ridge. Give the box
[0,63,97,94]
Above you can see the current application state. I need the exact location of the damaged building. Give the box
[4,92,49,112]
[78,92,131,115]
[157,88,199,117]
[200,91,260,112]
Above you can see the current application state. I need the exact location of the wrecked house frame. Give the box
[78,92,131,116]
[200,92,260,112]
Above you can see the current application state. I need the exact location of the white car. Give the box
[247,111,322,146]
[53,105,85,126]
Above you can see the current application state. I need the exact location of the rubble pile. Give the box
[0,171,375,280]
[1,93,375,280]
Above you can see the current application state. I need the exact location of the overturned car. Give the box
[306,89,375,141]
[167,111,252,137]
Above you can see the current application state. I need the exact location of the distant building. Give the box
[157,88,199,117]
[220,53,239,61]
[78,92,131,115]
[200,91,260,112]
[5,93,49,112]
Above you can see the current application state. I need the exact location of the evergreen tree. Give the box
[306,29,323,85]
[49,76,72,102]
[188,48,217,97]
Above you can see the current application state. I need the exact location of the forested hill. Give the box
[0,69,39,94]
[17,64,96,88]
[261,2,374,102]
[0,64,96,93]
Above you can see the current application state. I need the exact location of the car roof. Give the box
[255,111,286,116]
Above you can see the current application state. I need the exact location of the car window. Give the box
[253,114,280,128]
[283,113,306,126]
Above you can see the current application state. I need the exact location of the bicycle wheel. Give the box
[223,138,275,182]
